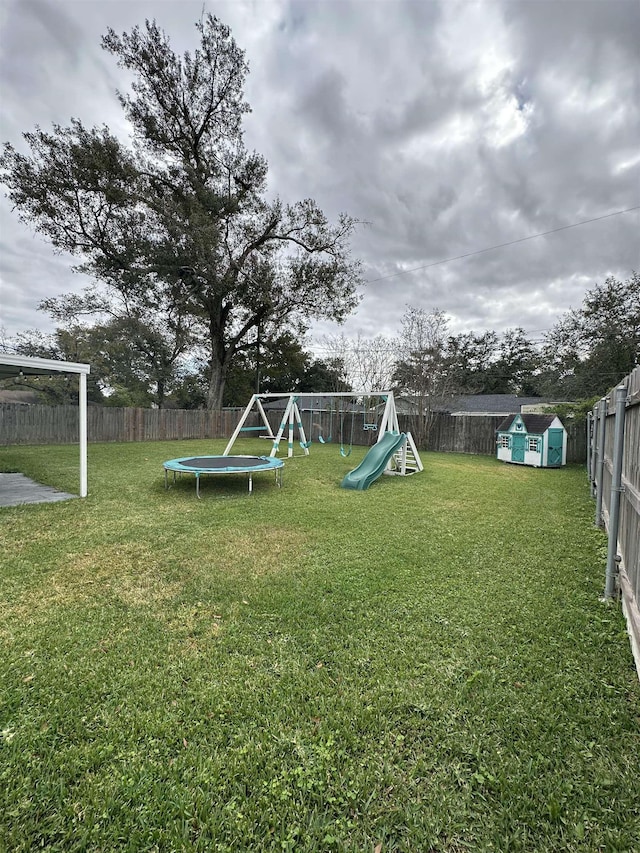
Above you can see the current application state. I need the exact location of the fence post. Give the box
[586,411,592,483]
[594,399,607,527]
[604,385,628,600]
[590,403,599,496]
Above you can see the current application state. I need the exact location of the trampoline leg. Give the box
[196,474,201,499]
[248,474,253,493]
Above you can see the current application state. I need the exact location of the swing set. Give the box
[224,391,423,475]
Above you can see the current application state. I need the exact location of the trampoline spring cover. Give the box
[163,455,283,472]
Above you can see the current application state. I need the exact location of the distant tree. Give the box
[541,272,639,397]
[538,398,600,422]
[320,333,397,391]
[0,15,361,411]
[491,328,540,395]
[0,326,11,353]
[85,317,190,407]
[167,372,208,410]
[32,288,197,407]
[392,307,453,445]
[301,357,350,393]
[446,328,540,395]
[222,332,349,406]
[446,331,500,393]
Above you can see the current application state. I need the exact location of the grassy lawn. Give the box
[1,439,639,852]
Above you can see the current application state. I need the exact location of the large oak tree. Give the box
[539,272,640,397]
[1,15,361,409]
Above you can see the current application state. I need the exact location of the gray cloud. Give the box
[1,0,638,350]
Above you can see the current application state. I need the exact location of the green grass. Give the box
[1,440,639,852]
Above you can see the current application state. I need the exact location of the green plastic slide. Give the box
[340,432,407,491]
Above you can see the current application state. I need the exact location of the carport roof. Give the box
[0,354,90,380]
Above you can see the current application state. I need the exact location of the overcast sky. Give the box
[1,0,639,353]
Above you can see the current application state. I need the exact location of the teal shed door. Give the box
[547,429,564,465]
[512,433,526,462]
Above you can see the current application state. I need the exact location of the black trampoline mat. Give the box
[180,456,268,470]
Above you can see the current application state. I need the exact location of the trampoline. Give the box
[163,455,283,497]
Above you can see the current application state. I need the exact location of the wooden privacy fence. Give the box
[1,402,586,461]
[0,405,244,445]
[588,365,640,678]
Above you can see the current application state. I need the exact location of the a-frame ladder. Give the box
[269,396,310,458]
[375,394,423,474]
[387,431,423,475]
[224,394,310,458]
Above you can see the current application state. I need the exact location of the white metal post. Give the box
[79,371,88,497]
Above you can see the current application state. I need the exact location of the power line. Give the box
[366,206,640,284]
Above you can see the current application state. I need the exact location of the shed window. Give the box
[500,435,511,448]
[515,422,523,430]
[527,437,540,452]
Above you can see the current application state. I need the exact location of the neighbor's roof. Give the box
[496,413,559,433]
[0,389,40,404]
[262,394,361,411]
[443,394,553,414]
[0,353,90,380]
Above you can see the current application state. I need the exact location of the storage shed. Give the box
[496,413,567,468]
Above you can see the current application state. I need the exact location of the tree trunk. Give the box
[207,357,226,411]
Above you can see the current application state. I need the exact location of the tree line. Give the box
[3,271,638,411]
[1,15,638,410]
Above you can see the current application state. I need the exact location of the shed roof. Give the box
[496,413,559,433]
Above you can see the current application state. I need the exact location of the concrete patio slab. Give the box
[0,473,76,507]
